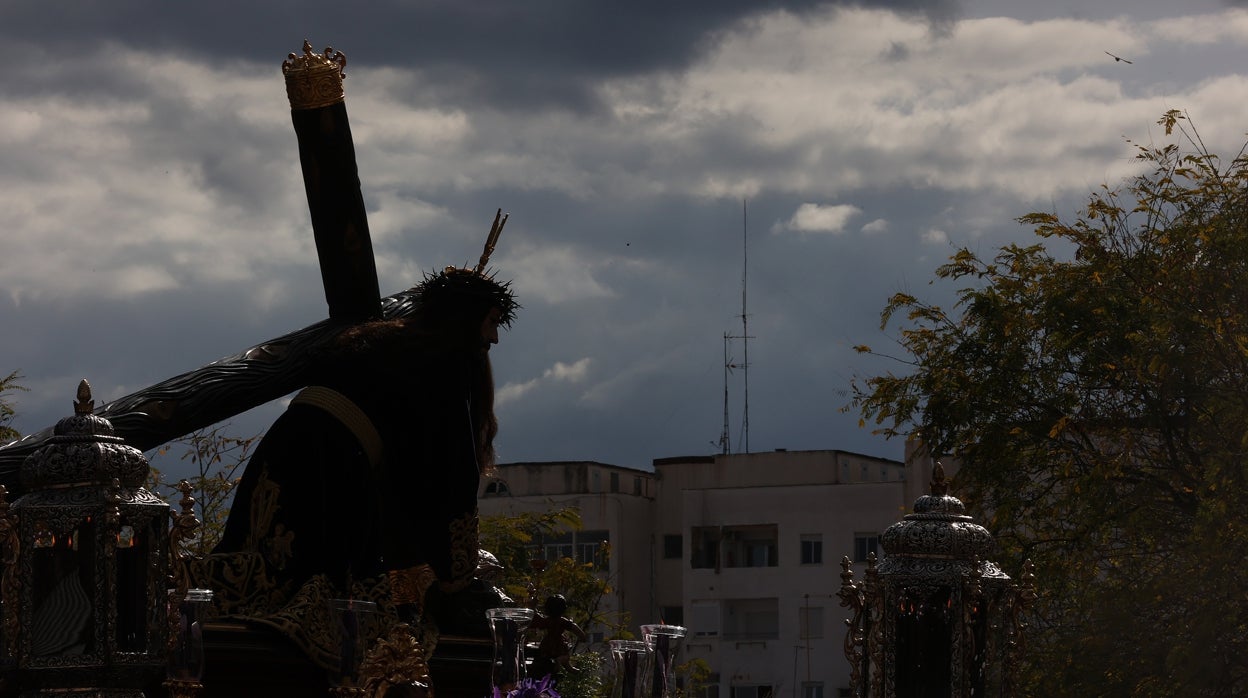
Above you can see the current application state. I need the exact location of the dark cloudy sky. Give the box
[4,0,1247,476]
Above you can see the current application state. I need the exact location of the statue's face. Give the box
[480,306,503,351]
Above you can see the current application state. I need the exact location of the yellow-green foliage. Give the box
[0,371,27,444]
[854,111,1248,696]
[148,425,259,556]
[479,506,627,640]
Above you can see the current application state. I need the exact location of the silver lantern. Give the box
[8,380,170,697]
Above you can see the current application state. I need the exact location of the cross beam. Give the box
[0,41,390,494]
[285,40,382,323]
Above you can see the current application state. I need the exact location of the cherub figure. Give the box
[530,594,588,680]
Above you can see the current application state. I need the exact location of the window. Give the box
[532,530,609,567]
[723,525,778,568]
[690,601,720,637]
[691,527,720,569]
[634,476,642,495]
[576,530,609,567]
[701,685,720,698]
[854,534,879,563]
[731,686,773,698]
[610,472,620,492]
[577,541,606,567]
[744,541,773,567]
[799,606,824,639]
[800,534,822,565]
[692,525,779,568]
[660,605,684,626]
[802,683,824,698]
[663,534,683,559]
[722,598,778,640]
[482,479,509,496]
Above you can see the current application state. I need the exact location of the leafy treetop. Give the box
[853,111,1248,696]
[0,371,27,445]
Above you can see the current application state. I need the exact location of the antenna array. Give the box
[720,200,753,455]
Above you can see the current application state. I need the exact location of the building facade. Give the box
[479,449,916,698]
[478,460,658,642]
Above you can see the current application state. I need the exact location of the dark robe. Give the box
[216,348,484,592]
[200,330,494,669]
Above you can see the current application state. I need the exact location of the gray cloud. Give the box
[1,1,957,111]
[4,1,1247,478]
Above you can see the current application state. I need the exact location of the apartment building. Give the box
[654,450,907,698]
[478,460,659,640]
[478,448,912,698]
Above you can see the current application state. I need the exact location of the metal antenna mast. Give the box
[720,200,753,455]
[720,332,732,455]
[740,199,751,453]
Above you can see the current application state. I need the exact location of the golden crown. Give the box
[282,40,347,110]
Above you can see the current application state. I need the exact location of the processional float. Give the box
[0,41,503,698]
[1,40,410,489]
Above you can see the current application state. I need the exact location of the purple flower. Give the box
[491,675,560,698]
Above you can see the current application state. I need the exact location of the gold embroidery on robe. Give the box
[388,564,437,607]
[443,510,480,593]
[245,469,282,552]
[265,523,296,571]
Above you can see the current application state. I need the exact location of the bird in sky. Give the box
[1105,51,1133,64]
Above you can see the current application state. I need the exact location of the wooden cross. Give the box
[284,40,382,323]
[0,42,404,490]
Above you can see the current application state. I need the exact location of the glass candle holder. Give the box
[640,624,687,698]
[168,588,214,682]
[329,598,379,688]
[486,607,535,692]
[610,639,652,698]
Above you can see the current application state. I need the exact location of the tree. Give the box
[148,425,259,556]
[853,111,1248,696]
[479,507,627,698]
[0,371,27,444]
[479,507,626,638]
[553,652,608,698]
[672,658,711,698]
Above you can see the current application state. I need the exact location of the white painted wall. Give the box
[480,449,911,698]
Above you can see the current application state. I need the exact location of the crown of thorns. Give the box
[414,209,519,327]
[416,267,518,328]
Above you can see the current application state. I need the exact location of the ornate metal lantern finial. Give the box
[282,39,347,110]
[930,460,949,496]
[74,379,94,415]
[169,479,200,598]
